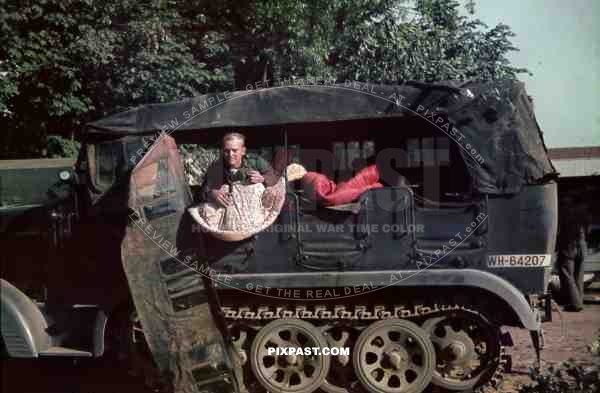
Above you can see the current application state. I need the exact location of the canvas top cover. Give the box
[85,80,557,194]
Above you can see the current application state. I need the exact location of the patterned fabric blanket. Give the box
[188,177,287,242]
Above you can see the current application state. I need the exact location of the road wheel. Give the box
[422,311,501,391]
[250,319,330,393]
[353,319,435,393]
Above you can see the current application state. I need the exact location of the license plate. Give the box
[487,254,551,268]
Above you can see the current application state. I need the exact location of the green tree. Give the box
[1,0,528,158]
[0,0,229,158]
[209,0,528,85]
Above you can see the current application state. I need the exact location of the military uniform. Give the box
[557,200,589,311]
[199,154,270,202]
[193,154,271,392]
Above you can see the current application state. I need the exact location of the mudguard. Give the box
[0,279,51,357]
[220,268,541,330]
[121,134,240,393]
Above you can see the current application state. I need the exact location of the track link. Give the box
[222,302,507,393]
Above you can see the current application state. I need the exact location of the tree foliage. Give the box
[45,134,80,158]
[1,0,528,158]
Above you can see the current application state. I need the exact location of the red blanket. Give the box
[302,165,383,206]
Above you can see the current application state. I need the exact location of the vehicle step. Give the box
[38,346,92,357]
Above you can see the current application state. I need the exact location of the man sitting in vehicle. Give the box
[192,132,301,241]
[200,132,270,206]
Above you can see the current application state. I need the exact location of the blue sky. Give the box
[472,0,600,147]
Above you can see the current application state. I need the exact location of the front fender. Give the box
[395,269,540,330]
[0,279,51,357]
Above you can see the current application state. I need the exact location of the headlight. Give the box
[59,170,71,181]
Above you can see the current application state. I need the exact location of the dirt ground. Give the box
[499,284,600,392]
[3,287,600,393]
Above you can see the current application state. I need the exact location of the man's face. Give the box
[223,137,246,169]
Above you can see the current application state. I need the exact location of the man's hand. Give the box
[210,189,232,207]
[247,170,264,184]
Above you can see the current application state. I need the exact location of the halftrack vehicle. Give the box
[1,80,558,393]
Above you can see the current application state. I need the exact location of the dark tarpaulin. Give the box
[86,80,556,194]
